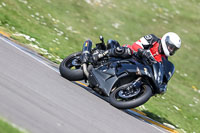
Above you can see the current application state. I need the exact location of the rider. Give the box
[94,32,181,93]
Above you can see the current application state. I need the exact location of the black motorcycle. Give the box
[59,36,175,109]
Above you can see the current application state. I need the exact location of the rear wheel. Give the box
[109,83,152,109]
[59,52,85,81]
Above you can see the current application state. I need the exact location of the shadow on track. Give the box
[142,110,178,128]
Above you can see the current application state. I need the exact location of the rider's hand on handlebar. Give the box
[137,49,157,64]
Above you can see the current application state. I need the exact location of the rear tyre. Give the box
[109,84,152,109]
[59,52,84,81]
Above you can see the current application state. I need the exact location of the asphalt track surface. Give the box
[0,36,167,133]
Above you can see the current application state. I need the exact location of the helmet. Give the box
[161,32,181,56]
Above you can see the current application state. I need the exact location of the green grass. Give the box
[0,118,27,133]
[0,0,200,132]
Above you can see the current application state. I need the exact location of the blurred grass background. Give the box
[0,0,200,132]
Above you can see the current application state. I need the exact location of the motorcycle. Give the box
[59,36,175,109]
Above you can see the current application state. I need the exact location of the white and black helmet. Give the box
[161,32,181,56]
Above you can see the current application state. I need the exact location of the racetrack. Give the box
[0,36,167,133]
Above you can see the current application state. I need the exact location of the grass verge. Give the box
[0,118,27,133]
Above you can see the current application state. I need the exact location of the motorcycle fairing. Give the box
[88,57,175,96]
[88,58,153,96]
[162,57,175,83]
[88,68,118,96]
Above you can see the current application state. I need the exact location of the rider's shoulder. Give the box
[143,34,159,40]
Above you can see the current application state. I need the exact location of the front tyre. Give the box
[59,52,84,81]
[109,84,152,109]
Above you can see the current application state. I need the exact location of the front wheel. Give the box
[59,52,85,81]
[109,84,152,109]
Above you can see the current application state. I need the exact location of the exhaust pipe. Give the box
[83,63,89,78]
[81,40,92,78]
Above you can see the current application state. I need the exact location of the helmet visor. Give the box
[165,36,179,55]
